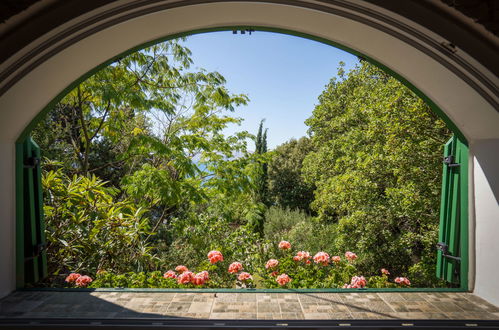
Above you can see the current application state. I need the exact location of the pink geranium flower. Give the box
[395,277,411,286]
[228,262,243,274]
[295,251,311,261]
[163,270,177,279]
[270,271,279,277]
[207,250,224,264]
[199,270,210,281]
[276,274,291,286]
[345,251,357,262]
[331,256,341,264]
[265,259,279,269]
[278,241,291,250]
[175,265,189,274]
[75,275,92,287]
[381,268,390,275]
[238,272,252,281]
[177,271,194,284]
[351,276,367,288]
[65,273,81,283]
[192,271,209,286]
[313,252,330,266]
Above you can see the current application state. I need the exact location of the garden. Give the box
[32,34,451,289]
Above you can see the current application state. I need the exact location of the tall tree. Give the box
[254,120,269,205]
[267,137,315,213]
[302,61,451,285]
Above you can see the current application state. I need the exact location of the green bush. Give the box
[43,168,156,280]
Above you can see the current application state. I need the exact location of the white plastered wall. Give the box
[0,1,498,304]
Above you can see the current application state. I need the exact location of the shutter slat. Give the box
[16,136,47,287]
[436,135,467,285]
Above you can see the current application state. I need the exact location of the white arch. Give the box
[0,0,498,303]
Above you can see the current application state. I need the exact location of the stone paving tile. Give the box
[188,301,213,314]
[388,312,449,319]
[257,312,281,319]
[280,312,304,319]
[166,302,191,313]
[210,312,239,319]
[446,312,499,320]
[1,291,499,320]
[257,301,280,313]
[464,294,499,312]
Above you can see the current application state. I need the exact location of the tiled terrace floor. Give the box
[1,291,499,320]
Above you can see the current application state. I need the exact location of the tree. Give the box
[267,137,315,213]
[254,119,269,205]
[34,38,264,274]
[302,61,451,285]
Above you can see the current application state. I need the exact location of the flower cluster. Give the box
[238,272,252,281]
[345,251,357,262]
[278,241,291,250]
[331,256,341,263]
[343,276,367,288]
[65,273,93,287]
[313,251,330,266]
[163,270,177,279]
[175,265,189,273]
[276,273,292,286]
[381,268,390,275]
[265,259,279,269]
[228,262,243,274]
[293,251,311,264]
[394,277,411,286]
[208,250,224,264]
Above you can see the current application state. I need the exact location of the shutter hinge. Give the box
[24,156,40,169]
[24,243,46,261]
[436,242,461,261]
[443,155,460,167]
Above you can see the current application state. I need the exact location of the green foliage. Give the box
[267,137,315,213]
[302,61,451,284]
[35,36,451,289]
[89,271,180,288]
[42,167,155,279]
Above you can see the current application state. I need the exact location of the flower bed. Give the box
[63,241,411,289]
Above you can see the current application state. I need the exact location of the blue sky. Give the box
[182,31,358,149]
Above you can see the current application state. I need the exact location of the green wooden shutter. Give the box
[16,136,47,287]
[436,135,468,285]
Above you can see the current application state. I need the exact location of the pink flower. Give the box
[177,271,194,284]
[228,262,243,274]
[278,241,291,250]
[350,276,367,288]
[394,277,411,286]
[295,251,311,261]
[65,273,81,283]
[238,272,252,281]
[270,271,279,277]
[163,270,177,279]
[175,265,189,274]
[293,256,300,262]
[75,275,92,287]
[345,251,357,262]
[207,250,224,264]
[192,272,209,286]
[198,270,210,281]
[331,256,341,264]
[276,273,291,286]
[381,268,390,275]
[265,259,279,269]
[305,259,311,265]
[313,252,330,266]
